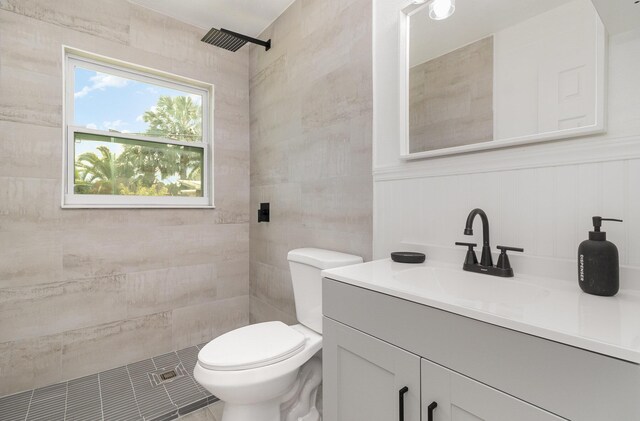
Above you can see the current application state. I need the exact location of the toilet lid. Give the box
[198,321,306,371]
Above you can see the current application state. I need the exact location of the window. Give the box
[63,49,213,207]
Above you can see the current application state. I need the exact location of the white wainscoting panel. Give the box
[374,155,640,288]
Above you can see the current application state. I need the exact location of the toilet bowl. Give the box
[194,248,362,421]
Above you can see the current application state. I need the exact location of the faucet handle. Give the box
[455,242,478,265]
[455,242,477,247]
[497,245,524,253]
[496,245,524,270]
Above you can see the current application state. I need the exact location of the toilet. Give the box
[193,248,363,421]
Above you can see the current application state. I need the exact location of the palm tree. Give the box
[75,146,120,194]
[143,95,202,142]
[77,96,204,196]
[73,166,93,194]
[141,95,203,184]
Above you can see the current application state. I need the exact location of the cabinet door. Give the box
[421,359,565,421]
[323,317,420,421]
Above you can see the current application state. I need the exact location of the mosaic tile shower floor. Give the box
[0,343,218,421]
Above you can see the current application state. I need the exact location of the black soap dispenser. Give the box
[578,216,623,296]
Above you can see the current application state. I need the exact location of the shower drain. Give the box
[148,364,188,386]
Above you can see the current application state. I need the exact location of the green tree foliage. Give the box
[74,95,204,197]
[143,95,202,142]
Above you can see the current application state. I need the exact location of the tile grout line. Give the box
[63,381,69,421]
[150,353,181,418]
[124,365,143,420]
[23,389,34,421]
[24,389,36,421]
[97,372,105,421]
[156,353,179,410]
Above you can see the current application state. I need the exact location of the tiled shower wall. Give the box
[248,0,374,323]
[0,0,250,396]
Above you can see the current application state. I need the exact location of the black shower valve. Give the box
[258,203,270,223]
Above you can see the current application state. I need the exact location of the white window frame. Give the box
[62,47,214,208]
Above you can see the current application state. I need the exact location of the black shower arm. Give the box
[220,28,271,51]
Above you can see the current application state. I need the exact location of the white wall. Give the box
[373,0,640,287]
[494,0,598,139]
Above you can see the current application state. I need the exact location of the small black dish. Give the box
[390,252,426,264]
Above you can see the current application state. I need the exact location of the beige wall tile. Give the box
[250,261,296,316]
[409,37,493,153]
[0,231,62,288]
[171,295,249,350]
[0,276,126,342]
[216,259,250,299]
[0,0,131,44]
[61,312,172,380]
[0,177,62,231]
[0,64,62,128]
[249,296,298,325]
[126,264,217,319]
[0,122,62,180]
[0,334,62,396]
[248,0,373,326]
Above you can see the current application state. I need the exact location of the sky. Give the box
[74,66,201,135]
[73,67,202,157]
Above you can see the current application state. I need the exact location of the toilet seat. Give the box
[198,321,306,371]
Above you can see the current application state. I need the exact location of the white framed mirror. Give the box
[399,0,607,160]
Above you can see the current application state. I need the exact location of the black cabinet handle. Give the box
[427,401,438,421]
[399,386,409,421]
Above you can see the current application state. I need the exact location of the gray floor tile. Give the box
[32,382,66,402]
[176,347,199,373]
[0,344,221,421]
[26,394,65,421]
[161,373,207,414]
[146,411,179,421]
[152,352,208,412]
[0,390,32,421]
[66,374,102,421]
[153,352,180,369]
[100,367,141,421]
[127,360,177,421]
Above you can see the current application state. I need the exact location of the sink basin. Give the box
[393,266,550,308]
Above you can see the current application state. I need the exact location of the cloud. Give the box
[74,72,129,99]
[86,123,98,129]
[102,120,127,131]
[136,114,144,122]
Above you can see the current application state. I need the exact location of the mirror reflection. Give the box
[407,0,604,155]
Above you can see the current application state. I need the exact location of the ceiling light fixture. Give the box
[429,0,455,20]
[411,0,456,20]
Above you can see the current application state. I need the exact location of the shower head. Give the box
[201,27,271,52]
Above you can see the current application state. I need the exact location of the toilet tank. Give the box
[287,248,363,334]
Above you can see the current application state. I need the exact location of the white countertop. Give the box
[322,258,640,364]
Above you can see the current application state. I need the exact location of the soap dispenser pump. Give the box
[578,216,623,296]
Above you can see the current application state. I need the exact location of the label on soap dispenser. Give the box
[579,254,585,283]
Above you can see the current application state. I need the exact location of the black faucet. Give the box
[455,208,524,277]
[464,208,493,267]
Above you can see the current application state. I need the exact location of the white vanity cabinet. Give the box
[324,317,563,421]
[323,317,420,421]
[421,359,563,421]
[322,276,640,421]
